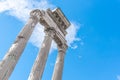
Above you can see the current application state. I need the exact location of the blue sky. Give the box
[0,0,120,80]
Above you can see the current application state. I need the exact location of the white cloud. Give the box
[0,0,55,21]
[0,0,81,52]
[29,22,81,52]
[66,22,81,47]
[117,75,120,80]
[29,24,45,48]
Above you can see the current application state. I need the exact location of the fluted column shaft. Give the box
[28,28,55,80]
[0,9,41,80]
[52,45,67,80]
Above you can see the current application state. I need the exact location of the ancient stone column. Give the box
[0,9,41,80]
[52,44,68,80]
[28,28,55,80]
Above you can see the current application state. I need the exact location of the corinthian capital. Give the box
[44,27,56,38]
[58,43,68,53]
[30,9,41,20]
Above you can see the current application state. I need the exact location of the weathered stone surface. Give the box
[0,8,70,80]
[52,44,68,80]
[0,9,41,80]
[28,8,70,80]
[28,28,55,80]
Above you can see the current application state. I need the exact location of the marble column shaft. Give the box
[0,10,41,80]
[28,28,54,80]
[52,45,67,80]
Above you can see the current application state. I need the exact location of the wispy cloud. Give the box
[0,0,81,52]
[66,22,80,47]
[0,0,54,21]
[30,21,81,51]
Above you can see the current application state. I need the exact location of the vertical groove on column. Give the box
[28,32,53,80]
[0,9,40,80]
[52,45,67,80]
